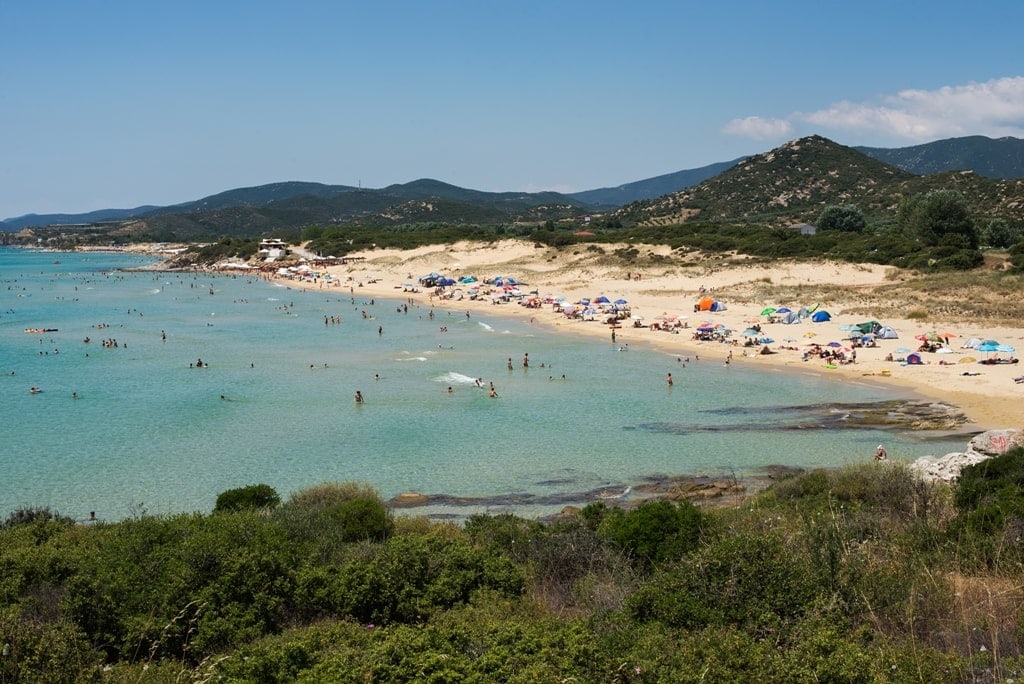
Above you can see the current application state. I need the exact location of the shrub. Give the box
[597,500,706,570]
[214,484,280,513]
[2,507,74,529]
[626,531,823,631]
[294,533,524,625]
[275,482,394,559]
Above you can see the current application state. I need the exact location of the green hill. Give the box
[617,135,1024,227]
[857,135,1024,179]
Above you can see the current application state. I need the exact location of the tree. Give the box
[981,218,1023,249]
[1008,237,1024,271]
[816,204,866,233]
[897,190,978,249]
[214,484,281,513]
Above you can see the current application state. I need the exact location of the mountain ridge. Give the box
[4,134,1023,234]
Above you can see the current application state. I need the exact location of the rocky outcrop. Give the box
[910,429,1024,482]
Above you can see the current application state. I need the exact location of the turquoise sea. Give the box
[0,247,968,521]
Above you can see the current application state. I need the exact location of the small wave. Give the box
[477,322,494,332]
[148,288,161,295]
[434,372,482,385]
[396,356,428,362]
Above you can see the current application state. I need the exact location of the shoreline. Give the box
[263,240,1023,432]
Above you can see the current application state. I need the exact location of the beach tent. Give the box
[906,352,924,365]
[855,321,882,335]
[459,275,477,284]
[710,301,727,312]
[782,311,801,324]
[876,326,899,339]
[962,337,982,349]
[811,310,831,323]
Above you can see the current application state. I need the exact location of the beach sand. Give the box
[270,240,1024,431]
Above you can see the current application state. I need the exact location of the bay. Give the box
[0,247,967,521]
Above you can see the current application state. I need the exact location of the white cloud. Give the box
[726,76,1024,143]
[800,77,1024,140]
[721,116,793,140]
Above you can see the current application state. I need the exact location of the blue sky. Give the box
[4,1,1024,220]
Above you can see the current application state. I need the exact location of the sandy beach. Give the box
[268,240,1024,431]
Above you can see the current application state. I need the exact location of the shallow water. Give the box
[0,247,969,521]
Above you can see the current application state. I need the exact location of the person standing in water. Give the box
[354,391,364,404]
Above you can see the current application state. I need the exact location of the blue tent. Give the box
[906,352,924,365]
[811,310,831,323]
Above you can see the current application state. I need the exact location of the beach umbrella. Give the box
[614,298,629,305]
[594,295,611,304]
[804,331,816,338]
[742,328,761,337]
[775,307,792,314]
[977,341,1000,352]
[997,344,1016,353]
[827,341,842,348]
[760,307,776,315]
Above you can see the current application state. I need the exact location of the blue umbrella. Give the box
[775,307,792,314]
[614,298,629,305]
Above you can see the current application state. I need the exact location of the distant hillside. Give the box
[568,158,745,208]
[1,206,160,232]
[6,134,1024,238]
[618,135,1024,227]
[148,181,358,216]
[856,135,1024,179]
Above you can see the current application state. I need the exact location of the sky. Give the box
[4,1,1024,220]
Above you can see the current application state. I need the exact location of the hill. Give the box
[11,180,594,243]
[857,135,1024,179]
[567,158,745,207]
[5,135,1024,240]
[618,135,1024,227]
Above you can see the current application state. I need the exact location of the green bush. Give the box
[274,483,394,561]
[294,533,523,625]
[597,499,706,570]
[214,483,281,513]
[626,531,822,630]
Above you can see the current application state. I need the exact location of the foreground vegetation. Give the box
[4,451,1024,682]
